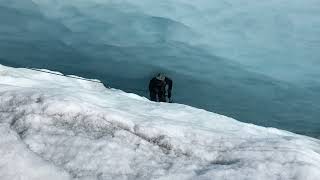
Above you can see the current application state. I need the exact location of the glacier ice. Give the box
[2,0,320,80]
[0,64,320,180]
[0,0,319,138]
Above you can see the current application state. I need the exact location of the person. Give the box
[149,73,173,102]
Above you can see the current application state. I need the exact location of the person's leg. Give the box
[150,91,157,101]
[158,91,166,102]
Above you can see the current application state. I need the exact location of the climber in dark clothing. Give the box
[149,73,173,102]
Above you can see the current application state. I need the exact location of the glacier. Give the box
[0,0,320,137]
[1,64,320,179]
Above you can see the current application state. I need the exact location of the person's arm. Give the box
[149,78,155,92]
[165,77,173,98]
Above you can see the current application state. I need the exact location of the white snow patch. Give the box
[0,124,71,180]
[0,64,319,180]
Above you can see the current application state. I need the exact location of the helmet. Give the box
[156,73,165,81]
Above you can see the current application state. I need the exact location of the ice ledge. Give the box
[0,64,320,180]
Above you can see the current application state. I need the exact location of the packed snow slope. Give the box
[1,0,320,138]
[1,64,320,180]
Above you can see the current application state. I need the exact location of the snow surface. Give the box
[1,0,320,138]
[0,64,320,180]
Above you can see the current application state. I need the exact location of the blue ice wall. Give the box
[0,0,319,138]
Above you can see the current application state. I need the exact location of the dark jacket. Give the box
[149,77,173,101]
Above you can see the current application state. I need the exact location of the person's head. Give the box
[156,73,165,81]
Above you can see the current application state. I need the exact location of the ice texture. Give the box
[0,64,319,180]
[0,0,319,138]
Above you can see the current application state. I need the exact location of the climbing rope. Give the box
[26,68,150,93]
[29,68,103,83]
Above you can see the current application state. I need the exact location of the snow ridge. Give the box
[0,65,320,180]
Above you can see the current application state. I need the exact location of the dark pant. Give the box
[150,90,166,102]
